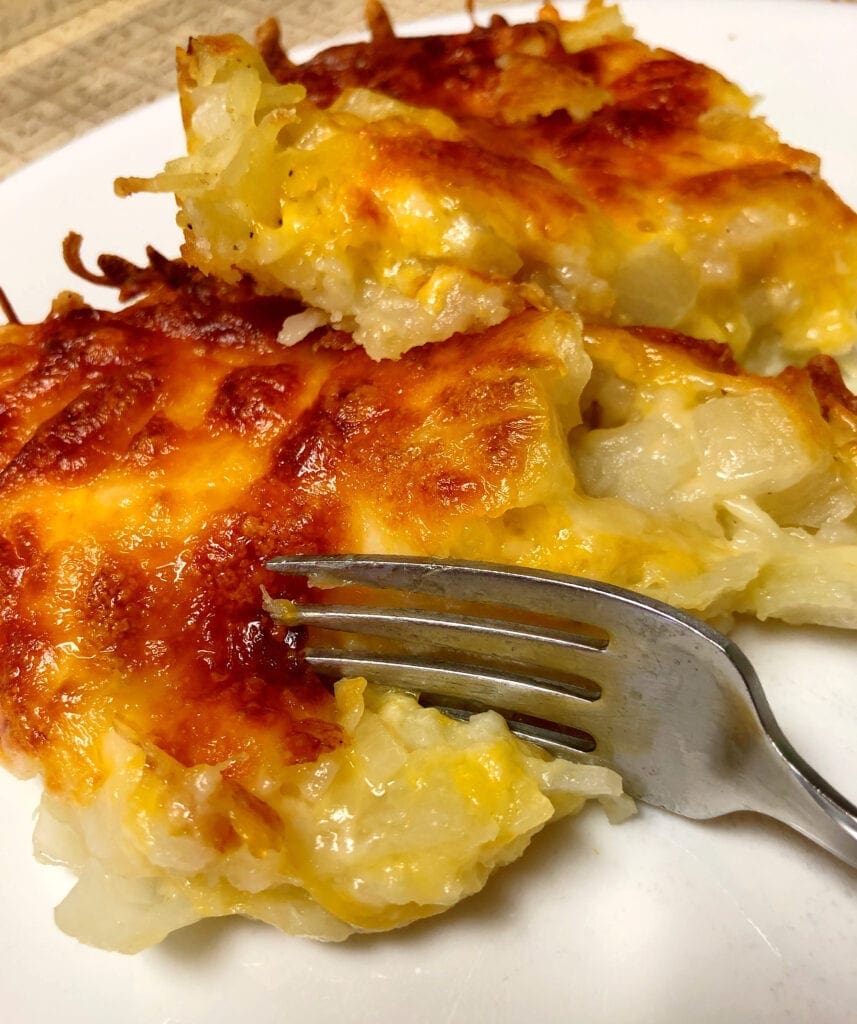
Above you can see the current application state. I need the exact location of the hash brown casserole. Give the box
[3,2,857,952]
[3,243,857,948]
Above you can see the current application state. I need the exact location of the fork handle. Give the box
[713,640,857,871]
[756,732,857,871]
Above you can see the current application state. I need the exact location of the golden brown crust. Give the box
[0,260,339,794]
[270,11,849,226]
[127,10,856,368]
[270,15,576,115]
[790,355,857,430]
[619,325,741,375]
[0,253,569,796]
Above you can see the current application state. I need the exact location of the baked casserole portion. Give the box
[120,2,857,374]
[3,250,857,949]
[1,254,626,952]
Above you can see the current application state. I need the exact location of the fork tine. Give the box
[288,604,610,692]
[266,554,690,638]
[304,648,600,755]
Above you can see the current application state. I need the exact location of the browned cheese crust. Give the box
[4,247,857,801]
[0,252,580,797]
[263,5,851,226]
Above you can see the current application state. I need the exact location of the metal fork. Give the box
[267,555,857,869]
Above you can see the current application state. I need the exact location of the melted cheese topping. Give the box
[119,3,857,373]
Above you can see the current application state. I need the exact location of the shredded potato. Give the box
[34,681,630,952]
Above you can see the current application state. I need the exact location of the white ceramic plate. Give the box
[1,3,856,1022]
